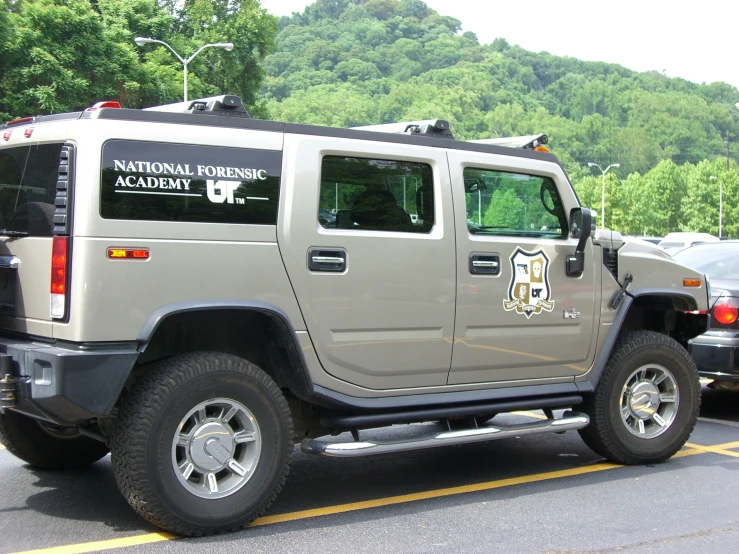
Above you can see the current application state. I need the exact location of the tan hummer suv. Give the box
[0,96,709,536]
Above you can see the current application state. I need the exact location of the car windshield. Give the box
[673,243,739,280]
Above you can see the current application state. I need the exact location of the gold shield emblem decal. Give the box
[503,248,555,318]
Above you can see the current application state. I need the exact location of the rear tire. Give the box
[110,352,293,536]
[578,331,700,465]
[0,410,109,469]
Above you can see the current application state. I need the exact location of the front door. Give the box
[278,133,456,390]
[446,149,599,384]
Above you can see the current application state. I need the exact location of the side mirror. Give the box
[463,178,487,193]
[566,207,593,277]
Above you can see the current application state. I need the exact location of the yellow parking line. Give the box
[7,448,702,553]
[511,410,548,420]
[253,461,624,526]
[5,442,726,554]
[10,533,176,554]
[685,442,739,458]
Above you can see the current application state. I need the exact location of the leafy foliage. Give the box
[261,0,739,237]
[2,0,739,238]
[0,0,277,120]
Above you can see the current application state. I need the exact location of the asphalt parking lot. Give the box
[1,386,738,554]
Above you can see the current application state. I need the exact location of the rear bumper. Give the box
[689,332,739,382]
[0,336,138,424]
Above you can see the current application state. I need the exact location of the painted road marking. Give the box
[11,533,176,554]
[512,410,548,420]
[685,441,739,458]
[11,442,739,554]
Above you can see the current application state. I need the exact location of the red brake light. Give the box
[89,101,121,110]
[713,299,738,325]
[2,130,10,141]
[50,236,68,318]
[23,127,34,138]
[6,116,33,126]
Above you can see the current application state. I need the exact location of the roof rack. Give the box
[351,119,454,139]
[144,95,251,119]
[468,134,548,150]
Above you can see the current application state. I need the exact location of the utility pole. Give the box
[588,162,620,229]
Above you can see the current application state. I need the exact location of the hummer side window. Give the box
[318,156,434,233]
[463,168,567,238]
[0,144,61,236]
[100,140,282,225]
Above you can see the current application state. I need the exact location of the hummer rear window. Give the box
[0,144,62,237]
[101,140,282,225]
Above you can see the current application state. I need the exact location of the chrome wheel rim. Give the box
[171,397,261,499]
[620,364,679,439]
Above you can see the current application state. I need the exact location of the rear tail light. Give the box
[88,101,121,110]
[50,236,68,319]
[712,297,739,326]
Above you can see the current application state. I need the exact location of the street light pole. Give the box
[134,37,234,102]
[710,176,723,238]
[588,162,620,229]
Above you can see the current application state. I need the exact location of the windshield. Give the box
[0,144,61,236]
[673,243,739,280]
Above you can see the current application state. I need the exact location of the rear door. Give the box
[278,133,456,390]
[0,141,67,334]
[447,149,599,384]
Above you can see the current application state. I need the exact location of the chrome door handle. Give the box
[469,253,500,275]
[311,256,344,264]
[307,248,346,272]
[472,260,499,268]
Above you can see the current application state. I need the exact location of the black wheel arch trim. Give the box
[136,299,315,397]
[578,287,704,393]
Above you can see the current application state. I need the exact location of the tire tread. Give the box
[109,352,293,536]
[578,331,700,465]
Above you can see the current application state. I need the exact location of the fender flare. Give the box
[577,288,701,393]
[136,299,314,397]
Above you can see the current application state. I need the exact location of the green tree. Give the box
[0,0,277,118]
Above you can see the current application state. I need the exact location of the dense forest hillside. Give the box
[1,1,738,236]
[261,0,739,237]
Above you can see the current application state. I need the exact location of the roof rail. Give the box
[351,119,454,139]
[468,134,548,149]
[144,95,250,119]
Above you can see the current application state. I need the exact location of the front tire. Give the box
[0,410,109,469]
[578,331,700,465]
[110,352,293,536]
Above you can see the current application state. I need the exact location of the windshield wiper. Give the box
[0,229,28,237]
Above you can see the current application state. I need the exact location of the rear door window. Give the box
[101,140,282,224]
[318,156,434,233]
[0,143,61,236]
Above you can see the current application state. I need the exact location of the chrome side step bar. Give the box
[301,412,590,458]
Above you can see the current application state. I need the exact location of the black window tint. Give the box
[463,168,567,238]
[319,156,434,233]
[101,140,281,224]
[0,144,61,236]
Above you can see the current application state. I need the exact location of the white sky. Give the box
[260,0,739,90]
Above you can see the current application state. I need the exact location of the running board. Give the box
[301,412,590,458]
